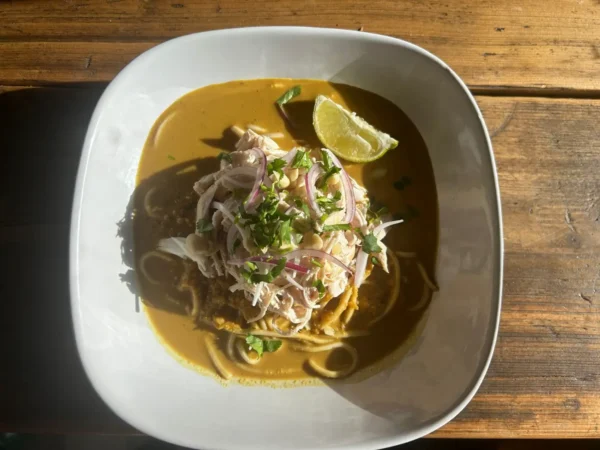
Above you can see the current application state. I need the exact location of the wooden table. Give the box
[1,0,599,442]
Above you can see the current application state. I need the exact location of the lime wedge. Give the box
[313,95,398,163]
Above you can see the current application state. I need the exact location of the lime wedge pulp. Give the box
[313,95,398,163]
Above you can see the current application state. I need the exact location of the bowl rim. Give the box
[69,26,503,449]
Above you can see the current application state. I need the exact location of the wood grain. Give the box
[436,96,600,438]
[1,90,599,437]
[1,0,600,90]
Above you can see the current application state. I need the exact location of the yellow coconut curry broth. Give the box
[134,79,438,383]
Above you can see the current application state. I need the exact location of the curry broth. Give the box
[134,79,438,383]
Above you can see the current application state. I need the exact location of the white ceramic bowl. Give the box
[70,27,503,450]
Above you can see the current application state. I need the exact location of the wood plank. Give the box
[1,0,600,89]
[435,96,600,437]
[1,87,600,437]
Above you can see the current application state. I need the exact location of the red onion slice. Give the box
[353,249,369,287]
[244,147,268,212]
[284,249,353,274]
[324,149,356,224]
[305,164,323,216]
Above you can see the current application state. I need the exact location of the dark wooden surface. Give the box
[1,0,600,92]
[1,0,600,443]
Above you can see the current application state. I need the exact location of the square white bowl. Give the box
[70,27,503,450]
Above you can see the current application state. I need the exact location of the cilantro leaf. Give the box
[362,232,382,254]
[291,149,313,170]
[243,258,288,284]
[318,166,341,189]
[276,85,301,106]
[196,219,213,234]
[270,257,287,279]
[278,219,292,247]
[217,152,232,163]
[246,335,264,357]
[316,191,343,213]
[246,334,282,358]
[267,158,287,177]
[264,339,282,353]
[313,279,326,297]
[167,154,176,161]
[321,149,334,170]
[311,258,322,268]
[322,223,351,232]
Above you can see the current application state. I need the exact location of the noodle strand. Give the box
[205,337,233,380]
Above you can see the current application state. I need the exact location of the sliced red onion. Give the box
[324,149,356,224]
[305,164,323,216]
[244,147,268,211]
[284,249,352,274]
[374,219,404,237]
[281,147,298,164]
[353,249,369,287]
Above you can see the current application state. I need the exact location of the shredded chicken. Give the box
[158,130,395,334]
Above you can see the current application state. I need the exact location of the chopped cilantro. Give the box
[241,183,290,249]
[313,279,326,297]
[316,191,343,213]
[322,223,351,232]
[276,85,301,106]
[196,219,213,234]
[246,334,263,356]
[291,149,313,170]
[292,217,312,234]
[278,218,293,247]
[242,258,288,284]
[321,149,334,170]
[267,158,287,177]
[246,334,282,357]
[301,203,311,218]
[371,256,380,266]
[317,163,341,189]
[167,154,176,161]
[311,258,322,268]
[264,339,282,353]
[362,232,382,254]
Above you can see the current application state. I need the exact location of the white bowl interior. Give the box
[71,27,502,450]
